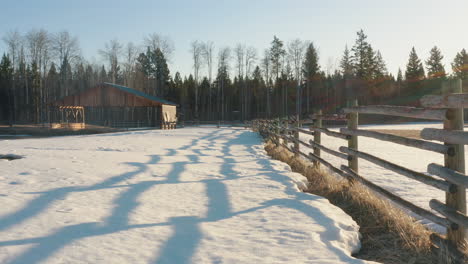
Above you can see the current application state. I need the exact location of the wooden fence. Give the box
[252,79,467,263]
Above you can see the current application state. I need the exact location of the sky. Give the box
[0,0,467,78]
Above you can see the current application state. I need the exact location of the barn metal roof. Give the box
[103,83,177,106]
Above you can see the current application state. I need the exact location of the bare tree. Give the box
[287,39,307,84]
[201,41,215,119]
[243,46,257,119]
[25,29,50,73]
[287,39,307,117]
[2,30,23,69]
[123,42,140,87]
[261,49,271,117]
[190,40,204,119]
[234,43,245,78]
[245,46,257,78]
[217,47,231,120]
[99,39,123,84]
[51,31,80,67]
[144,33,174,61]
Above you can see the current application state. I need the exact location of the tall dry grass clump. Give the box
[265,140,436,264]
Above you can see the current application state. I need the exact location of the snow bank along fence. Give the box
[253,79,468,261]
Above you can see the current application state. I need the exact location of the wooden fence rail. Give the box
[252,79,468,262]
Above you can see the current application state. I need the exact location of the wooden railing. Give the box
[252,79,467,262]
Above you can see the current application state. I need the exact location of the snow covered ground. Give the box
[299,122,467,233]
[0,128,375,264]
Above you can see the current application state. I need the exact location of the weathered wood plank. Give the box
[421,128,468,145]
[428,163,468,188]
[308,139,348,160]
[343,105,448,120]
[430,199,468,229]
[339,146,456,193]
[309,127,350,140]
[341,166,456,230]
[296,128,315,137]
[340,128,451,155]
[421,93,468,109]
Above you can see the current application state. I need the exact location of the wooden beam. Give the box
[341,166,456,230]
[428,163,468,188]
[309,127,350,140]
[343,105,448,120]
[430,199,468,230]
[340,128,451,155]
[308,139,348,160]
[421,93,468,109]
[296,128,315,137]
[339,146,455,193]
[421,128,468,145]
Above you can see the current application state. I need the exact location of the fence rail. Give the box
[252,79,467,262]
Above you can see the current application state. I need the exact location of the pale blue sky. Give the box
[1,0,467,77]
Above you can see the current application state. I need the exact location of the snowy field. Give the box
[299,122,467,233]
[0,128,375,264]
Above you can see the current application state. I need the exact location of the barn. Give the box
[49,82,178,129]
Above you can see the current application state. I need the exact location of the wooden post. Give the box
[443,79,466,247]
[313,110,322,166]
[294,114,300,156]
[347,100,359,173]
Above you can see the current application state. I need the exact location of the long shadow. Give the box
[153,216,202,264]
[0,155,160,233]
[2,128,365,264]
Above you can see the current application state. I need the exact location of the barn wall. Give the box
[54,84,161,107]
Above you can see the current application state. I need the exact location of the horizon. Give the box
[0,0,467,78]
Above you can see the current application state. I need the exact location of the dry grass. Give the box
[264,141,436,264]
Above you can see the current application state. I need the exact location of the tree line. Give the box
[0,29,467,124]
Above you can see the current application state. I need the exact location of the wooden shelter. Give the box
[49,83,178,129]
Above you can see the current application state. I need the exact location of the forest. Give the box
[0,29,467,124]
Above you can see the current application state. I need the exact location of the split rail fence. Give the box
[253,79,468,262]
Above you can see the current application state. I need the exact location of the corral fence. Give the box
[252,79,467,263]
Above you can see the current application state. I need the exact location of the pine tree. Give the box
[351,30,375,80]
[405,47,425,82]
[302,43,320,80]
[269,36,285,80]
[0,54,14,122]
[426,46,445,78]
[340,45,353,77]
[373,51,387,79]
[452,48,468,80]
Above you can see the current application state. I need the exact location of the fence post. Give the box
[443,79,466,247]
[294,114,300,156]
[347,99,359,173]
[313,109,322,166]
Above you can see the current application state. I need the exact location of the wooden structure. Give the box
[49,83,178,129]
[253,79,468,262]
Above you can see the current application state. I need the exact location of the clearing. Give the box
[0,128,374,264]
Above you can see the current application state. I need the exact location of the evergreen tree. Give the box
[425,46,445,78]
[351,30,375,80]
[302,43,320,80]
[405,47,425,82]
[373,51,387,79]
[269,36,285,80]
[452,48,468,80]
[0,54,14,122]
[340,45,354,77]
